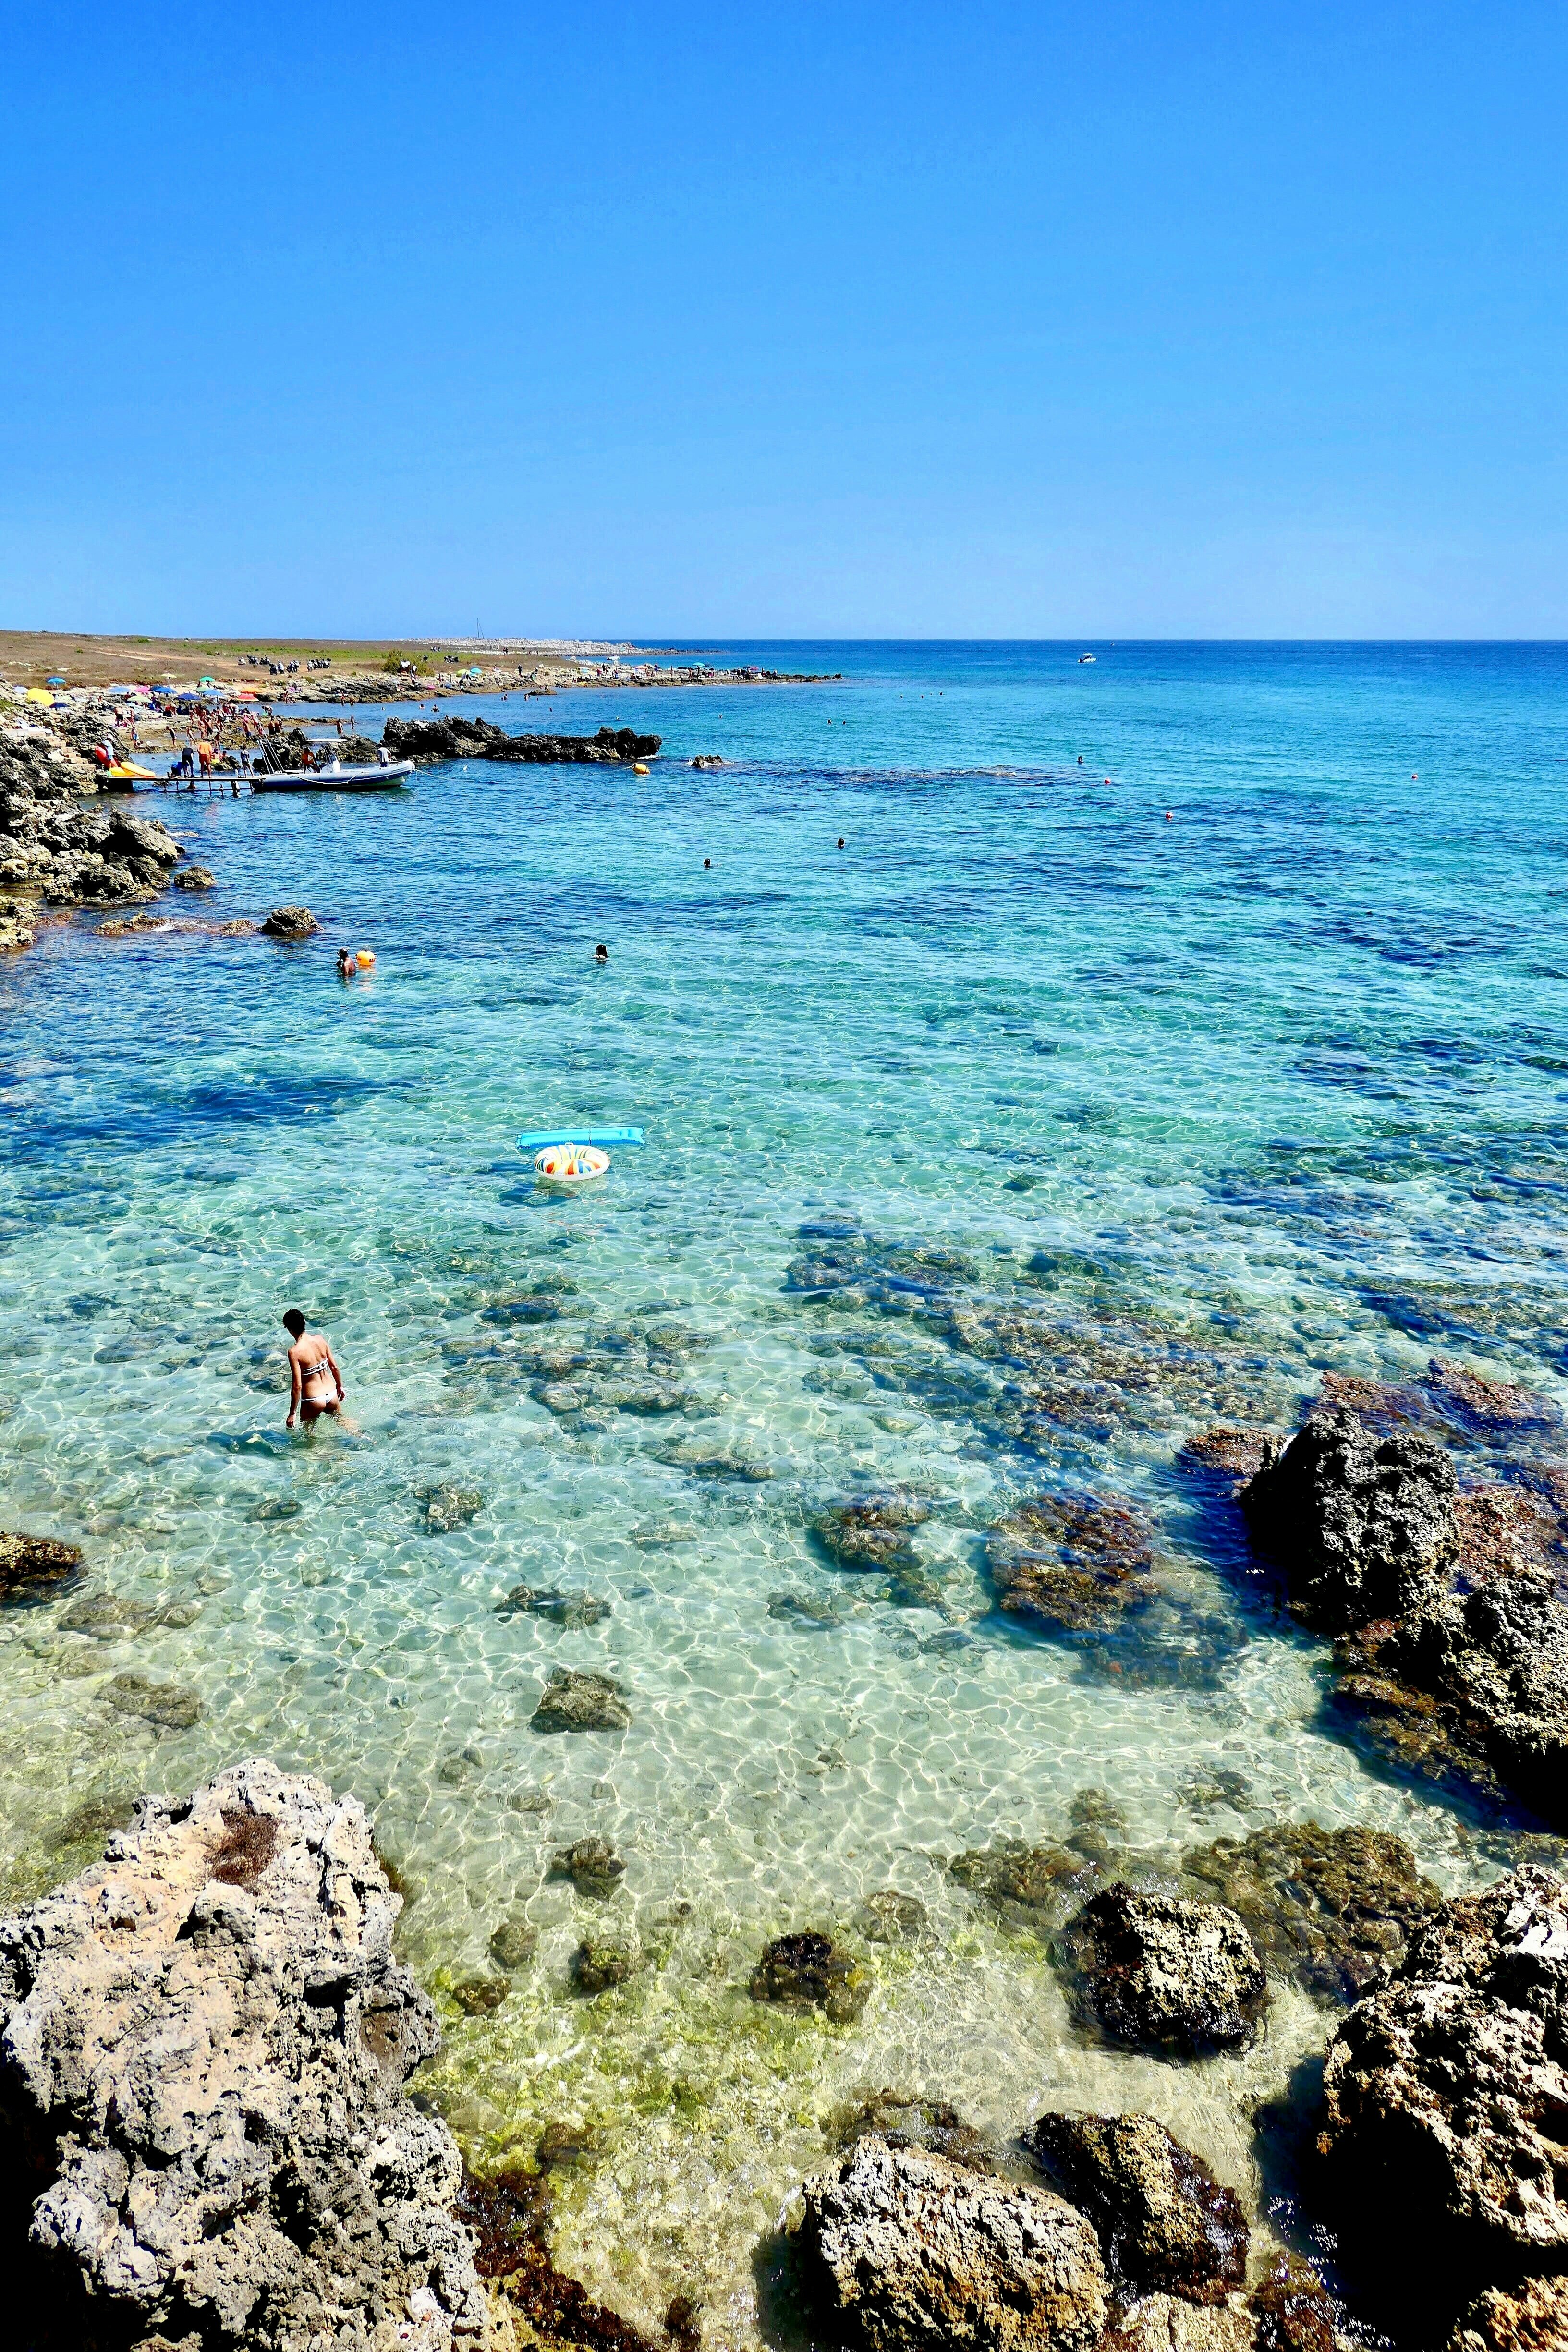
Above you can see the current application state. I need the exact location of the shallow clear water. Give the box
[3,642,1567,2339]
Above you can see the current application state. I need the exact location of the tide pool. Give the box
[2,641,1566,2342]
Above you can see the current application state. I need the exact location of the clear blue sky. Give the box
[4,1,1564,638]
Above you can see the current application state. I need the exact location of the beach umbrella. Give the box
[46,675,65,686]
[25,687,53,704]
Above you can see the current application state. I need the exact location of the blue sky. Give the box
[4,1,1564,637]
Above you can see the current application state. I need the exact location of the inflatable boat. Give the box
[251,759,414,792]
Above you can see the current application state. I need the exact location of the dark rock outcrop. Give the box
[382,716,659,767]
[0,1759,487,2351]
[790,2134,1110,2352]
[1240,1406,1568,1826]
[260,904,318,940]
[1180,1822,1442,2002]
[173,864,216,890]
[1316,1865,1568,2314]
[1057,1886,1268,2054]
[1240,1406,1459,1628]
[1023,2112,1248,2305]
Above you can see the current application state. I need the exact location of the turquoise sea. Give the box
[3,641,1567,2340]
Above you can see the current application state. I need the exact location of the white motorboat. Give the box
[1078,653,1097,665]
[250,759,414,792]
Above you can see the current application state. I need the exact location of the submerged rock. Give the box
[653,1440,772,1481]
[1316,1865,1568,2308]
[1426,1356,1562,1434]
[750,1931,867,2022]
[1240,1406,1459,1628]
[489,1916,539,1970]
[812,1493,930,1573]
[831,2088,994,2170]
[419,1482,485,1532]
[855,1890,930,1944]
[791,2134,1109,2352]
[531,1668,632,1733]
[569,1927,643,1994]
[1180,1822,1442,2002]
[173,863,215,890]
[986,1494,1156,1633]
[458,2162,659,2351]
[0,1759,487,2351]
[57,1589,160,1639]
[950,1840,1098,1931]
[767,1589,846,1630]
[1178,1428,1280,1484]
[103,1671,201,1729]
[0,1529,84,1599]
[450,1971,510,2015]
[1057,1885,1268,2055]
[1023,2112,1249,2305]
[260,903,318,939]
[549,1835,625,1899]
[498,1584,612,1628]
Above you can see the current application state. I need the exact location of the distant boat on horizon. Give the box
[1078,652,1096,664]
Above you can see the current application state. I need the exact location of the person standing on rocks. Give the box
[283,1308,352,1430]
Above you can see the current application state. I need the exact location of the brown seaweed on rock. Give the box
[1023,2111,1249,2307]
[460,2163,669,2350]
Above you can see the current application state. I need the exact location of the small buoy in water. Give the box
[356,949,376,968]
[1165,812,1174,822]
[633,762,649,776]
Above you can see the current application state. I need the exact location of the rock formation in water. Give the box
[1239,1401,1568,1826]
[1315,1864,1568,2327]
[381,717,660,767]
[1240,1406,1459,1629]
[0,712,182,946]
[985,1493,1157,1633]
[1057,1886,1269,2055]
[0,1759,489,2352]
[791,2135,1110,2352]
[1023,2113,1249,2307]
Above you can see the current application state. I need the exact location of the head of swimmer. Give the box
[595,942,608,962]
[282,1308,306,1341]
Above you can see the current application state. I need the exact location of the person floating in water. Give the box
[595,942,608,963]
[283,1308,349,1429]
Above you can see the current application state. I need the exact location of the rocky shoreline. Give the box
[3,1738,1563,2352]
[0,709,183,950]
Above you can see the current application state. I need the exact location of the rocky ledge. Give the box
[381,718,660,768]
[0,712,182,947]
[0,1759,489,2352]
[1314,1863,1568,2339]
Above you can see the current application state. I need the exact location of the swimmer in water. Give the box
[837,837,844,849]
[283,1308,352,1431]
[595,942,608,963]
[337,948,356,980]
[704,858,711,869]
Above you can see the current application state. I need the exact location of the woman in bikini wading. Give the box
[283,1308,348,1429]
